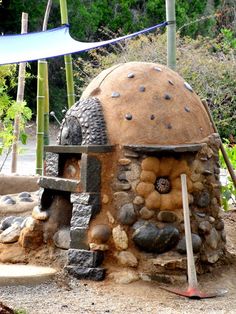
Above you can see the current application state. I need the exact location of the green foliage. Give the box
[219,141,236,170]
[221,178,236,211]
[219,141,236,210]
[14,309,27,314]
[0,65,32,156]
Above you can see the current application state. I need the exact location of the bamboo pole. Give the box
[36,61,46,175]
[44,63,50,146]
[59,0,75,108]
[11,12,28,173]
[202,100,236,188]
[165,0,176,70]
[36,0,52,174]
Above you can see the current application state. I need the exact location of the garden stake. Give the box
[161,174,227,299]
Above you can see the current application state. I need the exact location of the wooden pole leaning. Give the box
[202,100,236,188]
[43,0,52,147]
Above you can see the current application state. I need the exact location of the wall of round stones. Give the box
[88,135,226,278]
[190,133,226,265]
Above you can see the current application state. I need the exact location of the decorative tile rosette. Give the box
[136,157,193,211]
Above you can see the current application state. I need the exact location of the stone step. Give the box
[65,266,106,281]
[0,265,57,285]
[38,176,80,192]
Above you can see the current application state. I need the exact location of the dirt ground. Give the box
[0,210,235,313]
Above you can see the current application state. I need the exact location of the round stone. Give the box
[18,192,31,198]
[133,196,144,205]
[90,224,111,244]
[0,195,11,202]
[3,197,16,205]
[113,191,131,208]
[32,206,49,221]
[112,225,128,250]
[198,220,212,235]
[154,66,162,72]
[164,93,171,100]
[115,251,138,267]
[13,217,25,227]
[117,171,127,182]
[184,106,191,112]
[118,203,137,225]
[139,85,146,92]
[102,194,109,204]
[184,81,193,92]
[215,219,224,231]
[150,114,155,120]
[132,221,179,253]
[196,191,211,208]
[125,113,132,120]
[111,91,120,98]
[205,227,220,249]
[118,158,131,166]
[157,211,177,223]
[139,207,154,220]
[176,233,202,254]
[112,182,131,191]
[0,216,17,231]
[19,197,33,203]
[127,72,135,78]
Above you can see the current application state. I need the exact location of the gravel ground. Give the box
[1,265,236,314]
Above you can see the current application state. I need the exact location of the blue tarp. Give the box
[0,22,167,65]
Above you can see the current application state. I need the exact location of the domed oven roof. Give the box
[81,62,214,146]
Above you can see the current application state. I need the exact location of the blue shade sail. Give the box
[0,22,167,65]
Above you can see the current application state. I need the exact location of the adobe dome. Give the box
[81,62,214,145]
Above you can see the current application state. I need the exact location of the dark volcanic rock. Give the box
[118,203,137,225]
[132,221,179,253]
[176,233,202,254]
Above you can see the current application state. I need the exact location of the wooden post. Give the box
[11,12,28,173]
[59,0,75,108]
[165,0,176,70]
[42,0,52,147]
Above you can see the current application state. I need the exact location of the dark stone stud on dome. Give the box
[165,123,172,129]
[184,106,191,112]
[150,114,155,120]
[184,82,193,92]
[164,93,171,100]
[139,85,146,92]
[168,80,174,86]
[111,91,120,98]
[127,72,135,78]
[125,113,132,120]
[154,66,162,72]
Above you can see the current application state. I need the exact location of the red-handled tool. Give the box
[161,174,227,299]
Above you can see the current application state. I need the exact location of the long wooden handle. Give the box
[181,174,198,290]
[202,100,236,188]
